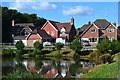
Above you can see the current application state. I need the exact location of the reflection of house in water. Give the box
[21,60,96,78]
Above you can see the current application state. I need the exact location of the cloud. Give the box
[9,0,57,11]
[63,6,94,16]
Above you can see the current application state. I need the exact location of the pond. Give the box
[2,57,96,79]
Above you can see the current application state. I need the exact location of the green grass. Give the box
[79,52,120,78]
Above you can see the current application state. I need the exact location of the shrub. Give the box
[97,38,111,55]
[98,53,114,64]
[33,41,43,56]
[109,40,120,55]
[34,41,43,50]
[73,53,80,63]
[15,40,25,50]
[89,51,99,58]
[55,43,64,50]
[2,49,14,56]
[69,39,82,53]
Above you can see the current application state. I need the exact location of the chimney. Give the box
[113,22,116,26]
[12,20,15,26]
[71,17,74,25]
[88,21,91,25]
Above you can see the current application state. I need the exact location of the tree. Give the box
[15,40,25,55]
[97,38,111,55]
[15,40,25,50]
[69,39,82,53]
[55,43,64,50]
[55,43,64,57]
[33,41,43,55]
[109,40,120,54]
[74,35,81,40]
[118,26,120,30]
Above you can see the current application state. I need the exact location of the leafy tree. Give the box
[34,41,43,50]
[74,35,81,40]
[118,26,120,30]
[69,39,82,53]
[15,40,25,50]
[55,43,64,50]
[15,40,25,55]
[109,40,120,54]
[55,43,64,57]
[33,41,43,55]
[97,38,111,55]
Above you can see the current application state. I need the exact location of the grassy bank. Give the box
[79,52,120,78]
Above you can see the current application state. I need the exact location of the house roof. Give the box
[13,36,27,39]
[94,19,110,29]
[31,29,52,39]
[79,24,91,31]
[15,23,34,27]
[48,20,73,33]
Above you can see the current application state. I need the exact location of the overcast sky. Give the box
[2,1,118,28]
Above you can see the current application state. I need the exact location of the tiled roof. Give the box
[80,24,90,31]
[56,22,72,32]
[15,23,34,27]
[32,29,52,39]
[94,19,110,29]
[48,20,73,33]
[13,36,27,39]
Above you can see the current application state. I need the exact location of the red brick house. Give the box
[80,19,117,46]
[41,17,76,41]
[26,18,76,46]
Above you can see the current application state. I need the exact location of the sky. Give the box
[1,1,119,28]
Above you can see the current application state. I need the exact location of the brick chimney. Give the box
[71,17,74,25]
[12,20,15,26]
[113,22,116,26]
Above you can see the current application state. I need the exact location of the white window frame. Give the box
[91,29,96,33]
[108,28,114,33]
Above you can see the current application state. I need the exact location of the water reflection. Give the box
[2,57,96,78]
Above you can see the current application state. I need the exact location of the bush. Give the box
[15,40,25,50]
[97,38,111,55]
[2,49,14,56]
[55,43,64,50]
[73,53,80,63]
[34,41,43,50]
[89,51,99,58]
[69,39,82,53]
[98,53,114,64]
[109,40,120,55]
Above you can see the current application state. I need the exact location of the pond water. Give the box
[2,57,96,78]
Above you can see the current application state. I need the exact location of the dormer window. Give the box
[61,27,66,34]
[91,29,96,33]
[108,29,114,32]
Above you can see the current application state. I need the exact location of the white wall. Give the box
[14,40,27,46]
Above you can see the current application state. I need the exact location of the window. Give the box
[89,38,97,42]
[46,31,49,34]
[51,31,54,35]
[108,29,114,32]
[52,68,55,74]
[108,37,113,41]
[91,29,96,33]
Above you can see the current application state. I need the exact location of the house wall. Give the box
[81,25,99,45]
[102,24,117,40]
[42,22,58,38]
[27,34,42,46]
[14,40,27,46]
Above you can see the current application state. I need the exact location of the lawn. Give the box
[79,52,120,78]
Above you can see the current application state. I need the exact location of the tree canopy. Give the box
[2,7,46,43]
